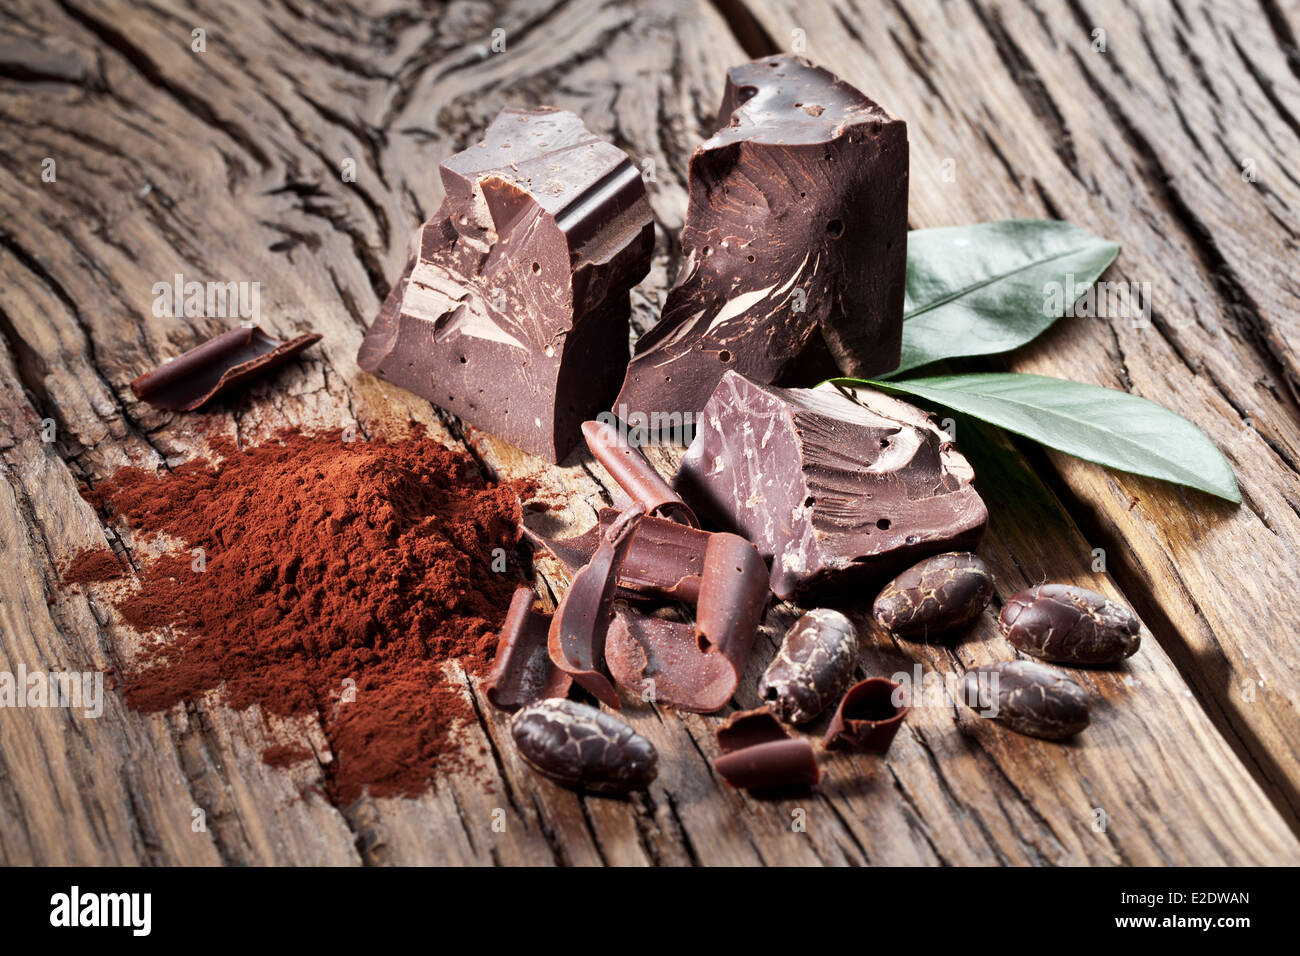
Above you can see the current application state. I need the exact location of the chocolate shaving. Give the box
[714,739,821,791]
[715,707,789,754]
[582,420,697,526]
[605,531,768,712]
[525,507,709,603]
[130,326,321,411]
[547,506,645,708]
[483,587,571,711]
[823,677,909,753]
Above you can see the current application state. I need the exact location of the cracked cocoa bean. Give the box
[999,584,1141,664]
[510,698,657,794]
[758,609,859,724]
[961,660,1090,739]
[873,552,994,638]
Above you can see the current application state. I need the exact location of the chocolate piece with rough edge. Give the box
[673,372,988,599]
[582,420,697,526]
[525,507,711,603]
[357,107,654,463]
[130,326,321,411]
[758,608,859,724]
[714,739,821,791]
[483,587,571,712]
[547,506,646,709]
[715,707,789,754]
[605,531,769,713]
[961,660,1090,740]
[614,54,907,424]
[873,552,995,639]
[824,677,909,753]
[511,698,658,794]
[999,584,1142,664]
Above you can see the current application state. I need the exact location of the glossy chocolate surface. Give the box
[359,108,653,462]
[673,372,988,599]
[615,55,908,424]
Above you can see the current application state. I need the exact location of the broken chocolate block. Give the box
[358,107,654,462]
[673,372,987,599]
[614,55,907,423]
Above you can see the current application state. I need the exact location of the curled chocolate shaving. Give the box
[547,506,645,709]
[605,531,769,713]
[714,739,821,792]
[823,677,909,753]
[525,507,709,603]
[483,587,571,711]
[715,707,789,754]
[581,420,697,526]
[130,326,322,411]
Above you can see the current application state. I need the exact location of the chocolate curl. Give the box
[823,677,909,753]
[714,739,821,791]
[525,508,708,603]
[131,326,322,411]
[483,587,571,712]
[716,707,789,754]
[605,531,769,713]
[582,420,697,526]
[547,506,646,709]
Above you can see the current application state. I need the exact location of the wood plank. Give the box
[0,0,1294,865]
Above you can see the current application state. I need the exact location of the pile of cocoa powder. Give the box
[65,425,528,805]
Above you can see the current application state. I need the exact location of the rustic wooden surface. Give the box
[0,0,1297,865]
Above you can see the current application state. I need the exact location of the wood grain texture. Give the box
[0,0,1295,865]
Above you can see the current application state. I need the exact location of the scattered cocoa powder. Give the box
[80,425,528,804]
[61,547,127,585]
[262,744,315,769]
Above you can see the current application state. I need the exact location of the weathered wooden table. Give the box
[2,0,1298,866]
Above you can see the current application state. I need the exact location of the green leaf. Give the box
[830,373,1241,503]
[889,220,1120,377]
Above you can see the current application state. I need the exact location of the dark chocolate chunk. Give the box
[714,739,821,791]
[357,107,654,462]
[873,552,995,639]
[511,698,658,794]
[824,677,909,753]
[758,608,859,724]
[525,507,710,603]
[999,585,1142,664]
[582,420,697,525]
[615,55,907,423]
[483,587,571,711]
[673,372,988,599]
[547,506,645,709]
[715,707,790,754]
[605,531,769,712]
[130,325,321,411]
[961,660,1090,740]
